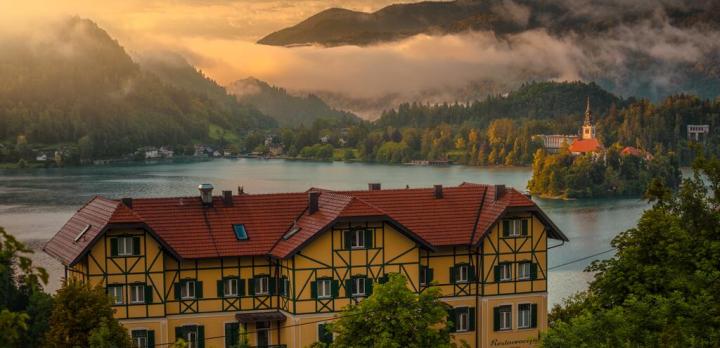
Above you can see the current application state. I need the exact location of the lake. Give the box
[0,159,650,305]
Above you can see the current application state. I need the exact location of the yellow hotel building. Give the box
[44,182,568,348]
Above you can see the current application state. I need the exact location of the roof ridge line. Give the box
[468,185,489,246]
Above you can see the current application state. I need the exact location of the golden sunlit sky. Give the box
[2,0,713,115]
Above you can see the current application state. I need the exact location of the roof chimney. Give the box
[198,183,214,206]
[237,186,244,195]
[222,190,233,206]
[121,197,133,209]
[494,184,506,201]
[368,183,381,191]
[434,184,443,199]
[308,191,320,214]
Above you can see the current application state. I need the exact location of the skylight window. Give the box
[74,224,91,242]
[283,226,302,240]
[233,224,248,240]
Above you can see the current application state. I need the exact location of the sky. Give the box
[1,0,717,118]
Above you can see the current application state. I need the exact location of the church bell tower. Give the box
[582,96,596,140]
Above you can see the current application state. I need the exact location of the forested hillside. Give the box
[0,18,275,162]
[227,78,360,127]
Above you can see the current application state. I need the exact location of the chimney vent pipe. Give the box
[198,183,214,206]
[308,191,320,214]
[434,185,443,199]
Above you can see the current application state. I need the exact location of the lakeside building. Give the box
[44,183,568,348]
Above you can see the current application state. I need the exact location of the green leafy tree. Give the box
[45,281,132,348]
[0,309,29,347]
[327,273,461,348]
[541,156,720,347]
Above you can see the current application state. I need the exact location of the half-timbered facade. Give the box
[45,183,567,348]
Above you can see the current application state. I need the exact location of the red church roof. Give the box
[45,184,568,265]
[569,138,603,153]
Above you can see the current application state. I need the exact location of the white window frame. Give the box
[186,330,198,348]
[224,278,239,297]
[507,220,525,237]
[317,279,332,299]
[518,304,532,329]
[181,280,196,299]
[352,277,366,297]
[456,308,470,332]
[350,230,365,249]
[256,321,271,347]
[255,277,269,295]
[117,236,135,256]
[499,306,512,330]
[500,263,512,282]
[419,266,428,286]
[130,284,145,304]
[132,330,148,348]
[456,264,469,283]
[518,262,531,280]
[282,278,289,296]
[109,285,123,305]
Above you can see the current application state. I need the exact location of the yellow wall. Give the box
[68,212,552,348]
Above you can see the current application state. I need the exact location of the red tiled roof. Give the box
[45,184,567,265]
[569,138,603,153]
[44,197,120,265]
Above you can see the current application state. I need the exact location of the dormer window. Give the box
[343,229,372,250]
[233,224,248,240]
[110,236,140,257]
[502,219,528,238]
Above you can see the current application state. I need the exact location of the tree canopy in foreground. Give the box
[319,273,465,348]
[541,155,720,347]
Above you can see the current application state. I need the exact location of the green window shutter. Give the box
[110,238,118,257]
[132,236,141,255]
[378,274,388,284]
[197,326,205,348]
[145,285,153,304]
[310,281,317,299]
[331,280,339,298]
[493,307,501,331]
[225,323,239,348]
[530,263,538,280]
[344,231,352,250]
[174,327,182,343]
[494,265,501,282]
[469,265,476,281]
[449,266,455,283]
[319,324,333,344]
[502,220,510,237]
[427,268,434,283]
[248,278,255,295]
[217,279,224,298]
[239,278,245,296]
[522,219,529,236]
[531,304,538,328]
[446,308,456,333]
[364,229,373,248]
[345,279,353,297]
[195,281,203,298]
[365,278,373,295]
[147,330,155,348]
[469,307,476,332]
[269,278,277,295]
[174,283,181,300]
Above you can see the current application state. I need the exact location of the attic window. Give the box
[233,224,248,240]
[283,226,302,240]
[74,224,91,242]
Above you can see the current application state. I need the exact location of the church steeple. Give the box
[581,96,596,140]
[584,96,593,126]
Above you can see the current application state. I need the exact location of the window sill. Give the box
[255,293,270,296]
[317,296,332,300]
[180,297,196,300]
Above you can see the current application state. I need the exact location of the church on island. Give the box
[535,97,604,155]
[567,97,603,155]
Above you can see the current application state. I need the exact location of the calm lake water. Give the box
[0,159,650,305]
